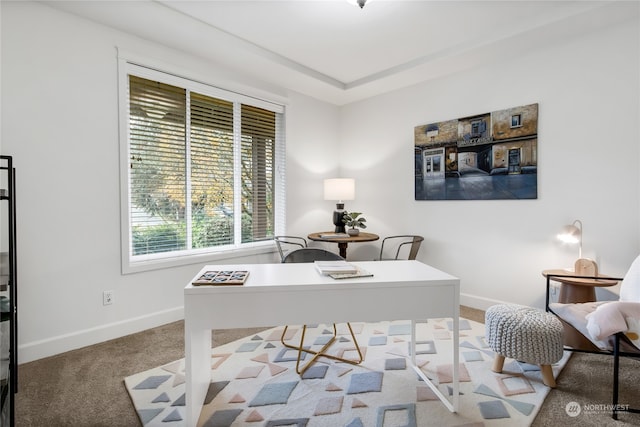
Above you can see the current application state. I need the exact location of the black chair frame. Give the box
[274,235,307,262]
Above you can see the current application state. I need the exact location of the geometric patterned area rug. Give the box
[124,318,570,426]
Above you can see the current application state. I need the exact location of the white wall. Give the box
[338,15,640,309]
[0,2,334,363]
[2,1,639,363]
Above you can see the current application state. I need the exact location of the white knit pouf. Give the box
[485,304,564,387]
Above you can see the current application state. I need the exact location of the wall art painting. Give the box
[414,103,538,200]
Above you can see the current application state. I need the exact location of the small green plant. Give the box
[342,212,367,230]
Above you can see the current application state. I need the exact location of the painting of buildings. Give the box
[414,103,538,200]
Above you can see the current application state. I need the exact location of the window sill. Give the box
[122,242,277,275]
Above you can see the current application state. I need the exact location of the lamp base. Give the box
[333,203,346,234]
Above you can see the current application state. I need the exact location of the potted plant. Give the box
[342,212,367,236]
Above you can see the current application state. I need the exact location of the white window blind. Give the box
[120,63,285,272]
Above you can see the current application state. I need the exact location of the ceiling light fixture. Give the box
[347,0,370,9]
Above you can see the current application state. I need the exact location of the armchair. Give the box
[546,255,640,420]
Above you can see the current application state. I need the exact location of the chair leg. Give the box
[613,333,620,420]
[492,354,505,373]
[540,365,556,388]
[280,323,363,375]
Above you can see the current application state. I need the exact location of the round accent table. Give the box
[542,269,618,303]
[308,231,379,259]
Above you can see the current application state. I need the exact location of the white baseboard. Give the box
[17,294,523,364]
[18,306,184,364]
[460,292,514,311]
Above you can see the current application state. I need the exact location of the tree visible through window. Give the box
[125,74,282,262]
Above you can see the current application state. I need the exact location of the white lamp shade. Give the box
[557,219,583,259]
[557,222,581,244]
[557,225,580,244]
[324,178,355,201]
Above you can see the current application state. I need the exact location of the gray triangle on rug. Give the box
[124,318,570,426]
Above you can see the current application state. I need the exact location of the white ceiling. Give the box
[47,0,636,105]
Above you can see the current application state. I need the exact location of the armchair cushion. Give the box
[550,301,640,351]
[550,301,608,349]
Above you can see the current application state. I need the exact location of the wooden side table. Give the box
[307,231,379,259]
[542,269,618,303]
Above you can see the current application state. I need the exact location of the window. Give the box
[511,114,522,128]
[470,119,486,138]
[119,62,285,273]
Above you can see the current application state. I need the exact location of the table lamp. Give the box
[557,219,583,259]
[324,178,355,233]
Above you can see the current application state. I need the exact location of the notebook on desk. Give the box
[329,269,374,280]
[314,260,358,275]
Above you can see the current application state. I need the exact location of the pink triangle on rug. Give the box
[326,382,342,392]
[251,353,270,364]
[335,366,352,377]
[352,398,368,408]
[435,363,472,383]
[229,393,246,403]
[211,353,231,369]
[244,409,264,422]
[267,362,288,376]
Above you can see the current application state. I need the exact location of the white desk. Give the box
[184,260,460,426]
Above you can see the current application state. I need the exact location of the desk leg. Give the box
[410,319,458,413]
[337,242,348,259]
[185,326,211,427]
[452,315,459,412]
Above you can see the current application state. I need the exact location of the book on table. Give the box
[314,260,358,275]
[318,233,349,239]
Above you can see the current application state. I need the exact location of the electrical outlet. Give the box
[103,290,114,306]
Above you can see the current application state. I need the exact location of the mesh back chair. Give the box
[282,247,342,263]
[280,248,363,374]
[378,235,424,260]
[274,236,307,262]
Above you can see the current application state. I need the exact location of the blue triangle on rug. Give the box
[124,318,570,426]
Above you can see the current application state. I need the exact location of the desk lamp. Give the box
[324,178,355,234]
[557,219,583,259]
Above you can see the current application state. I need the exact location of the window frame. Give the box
[118,57,286,274]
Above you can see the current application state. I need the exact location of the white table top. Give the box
[185,260,458,294]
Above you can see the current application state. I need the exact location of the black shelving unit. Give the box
[0,155,17,427]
